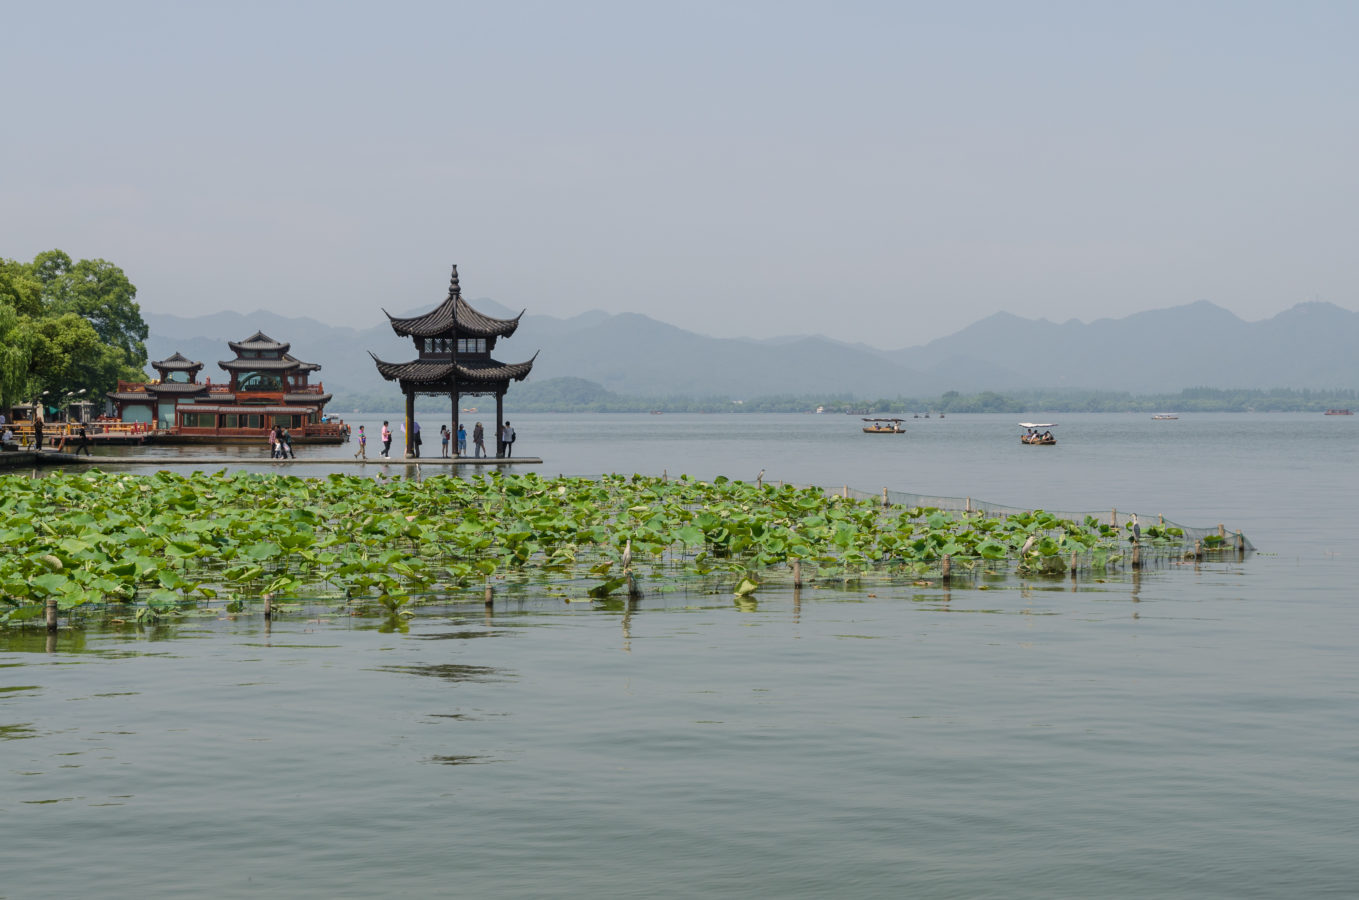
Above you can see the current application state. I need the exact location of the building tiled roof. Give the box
[187,405,319,415]
[219,358,304,372]
[284,354,321,372]
[152,352,203,372]
[284,392,332,405]
[228,331,291,354]
[145,381,209,395]
[107,391,155,402]
[369,351,537,385]
[384,265,523,339]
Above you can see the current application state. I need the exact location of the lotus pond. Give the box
[2,469,1224,628]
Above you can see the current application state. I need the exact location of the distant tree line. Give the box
[328,377,1359,415]
[0,250,148,416]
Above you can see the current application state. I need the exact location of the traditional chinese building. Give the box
[370,265,537,456]
[107,351,209,429]
[106,333,346,443]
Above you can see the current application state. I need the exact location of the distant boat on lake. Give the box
[862,417,906,434]
[1020,422,1057,445]
[1152,413,1179,420]
[1324,409,1353,415]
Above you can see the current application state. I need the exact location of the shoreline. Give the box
[0,450,542,470]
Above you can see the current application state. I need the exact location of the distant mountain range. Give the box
[143,299,1359,401]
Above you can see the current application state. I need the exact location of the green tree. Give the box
[0,300,36,412]
[0,250,149,409]
[0,258,43,316]
[33,249,148,369]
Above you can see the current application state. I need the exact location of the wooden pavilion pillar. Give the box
[404,390,415,457]
[496,392,505,457]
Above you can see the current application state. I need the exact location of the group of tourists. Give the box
[437,424,468,457]
[268,425,295,459]
[346,419,515,460]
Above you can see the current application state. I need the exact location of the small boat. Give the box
[862,417,906,434]
[1019,422,1057,445]
[1152,413,1179,420]
[1324,409,1353,416]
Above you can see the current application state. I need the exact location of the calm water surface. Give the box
[5,413,1357,898]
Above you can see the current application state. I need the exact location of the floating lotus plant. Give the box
[0,469,1228,626]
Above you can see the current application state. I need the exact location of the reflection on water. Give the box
[373,663,506,683]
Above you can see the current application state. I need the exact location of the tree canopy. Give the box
[0,250,148,416]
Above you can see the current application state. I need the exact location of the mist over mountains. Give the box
[143,300,1359,402]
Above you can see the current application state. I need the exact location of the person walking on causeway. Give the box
[354,425,367,459]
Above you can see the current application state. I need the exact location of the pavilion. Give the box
[370,265,537,456]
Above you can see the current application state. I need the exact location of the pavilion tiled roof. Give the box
[369,351,537,385]
[107,391,154,402]
[152,352,203,372]
[384,265,523,339]
[228,331,291,354]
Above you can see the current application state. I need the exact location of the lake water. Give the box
[4,413,1357,898]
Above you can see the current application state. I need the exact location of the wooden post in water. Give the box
[263,594,272,620]
[966,497,972,515]
[1110,508,1118,527]
[842,485,849,499]
[1131,541,1141,569]
[792,559,802,588]
[1218,524,1226,540]
[1159,514,1164,528]
[1236,531,1245,558]
[941,554,952,584]
[484,584,494,607]
[1194,539,1203,561]
[1070,551,1078,576]
[45,597,57,632]
[882,487,889,508]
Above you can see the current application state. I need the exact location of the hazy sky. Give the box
[4,1,1356,347]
